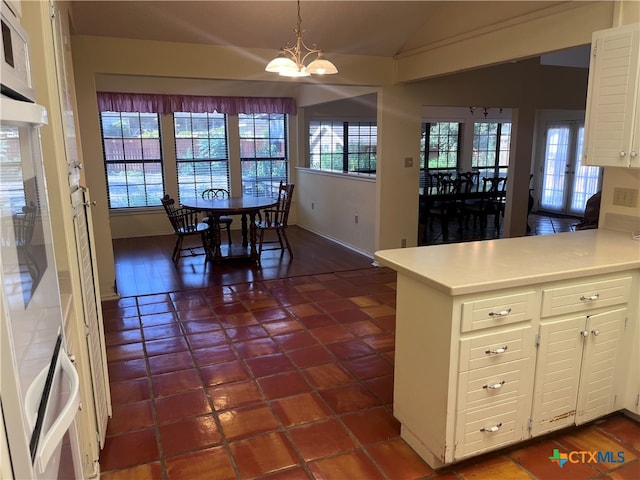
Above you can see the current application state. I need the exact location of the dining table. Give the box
[419,186,508,242]
[181,196,278,264]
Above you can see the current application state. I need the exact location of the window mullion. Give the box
[342,122,349,173]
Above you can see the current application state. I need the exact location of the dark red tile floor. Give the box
[100,267,640,479]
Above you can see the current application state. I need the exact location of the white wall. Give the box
[295,169,376,256]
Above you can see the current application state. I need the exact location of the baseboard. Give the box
[296,225,374,260]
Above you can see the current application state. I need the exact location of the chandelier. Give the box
[265,0,338,77]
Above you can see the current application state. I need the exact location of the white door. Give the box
[530,315,584,437]
[575,308,626,425]
[540,122,601,216]
[71,187,111,448]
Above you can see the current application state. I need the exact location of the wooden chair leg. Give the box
[281,229,293,258]
[258,229,266,257]
[201,232,211,260]
[172,236,182,264]
[226,223,232,246]
[276,229,285,252]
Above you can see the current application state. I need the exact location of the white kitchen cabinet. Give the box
[531,307,627,437]
[376,230,640,469]
[392,276,537,468]
[584,22,640,168]
[390,269,635,469]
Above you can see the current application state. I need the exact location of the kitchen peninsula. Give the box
[375,229,640,468]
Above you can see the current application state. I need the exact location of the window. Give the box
[174,112,229,201]
[472,122,511,178]
[100,112,163,208]
[309,120,377,174]
[420,122,461,187]
[239,113,288,197]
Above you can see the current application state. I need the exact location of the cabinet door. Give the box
[576,308,626,424]
[531,315,585,437]
[584,23,640,167]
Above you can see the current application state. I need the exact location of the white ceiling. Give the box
[68,1,584,62]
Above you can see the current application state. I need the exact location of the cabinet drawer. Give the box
[541,276,631,318]
[454,396,530,460]
[457,359,533,412]
[461,291,536,332]
[459,326,533,372]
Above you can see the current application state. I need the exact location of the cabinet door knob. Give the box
[480,423,502,433]
[619,151,627,157]
[592,329,600,336]
[483,381,506,390]
[485,346,508,355]
[631,151,638,158]
[580,293,599,302]
[581,329,590,337]
[489,308,512,317]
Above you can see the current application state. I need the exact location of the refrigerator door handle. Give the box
[25,350,80,473]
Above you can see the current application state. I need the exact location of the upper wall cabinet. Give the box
[584,22,640,168]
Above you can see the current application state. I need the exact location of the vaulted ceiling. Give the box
[69,1,569,59]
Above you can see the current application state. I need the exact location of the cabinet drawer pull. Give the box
[580,293,599,302]
[480,423,502,433]
[485,346,508,355]
[489,308,511,317]
[483,381,506,390]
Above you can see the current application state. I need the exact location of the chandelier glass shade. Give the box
[265,1,338,77]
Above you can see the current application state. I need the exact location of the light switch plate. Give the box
[613,188,638,207]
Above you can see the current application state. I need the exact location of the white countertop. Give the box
[374,229,640,296]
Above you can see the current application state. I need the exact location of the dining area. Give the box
[419,170,509,244]
[160,182,295,268]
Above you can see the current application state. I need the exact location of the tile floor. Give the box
[100,267,640,480]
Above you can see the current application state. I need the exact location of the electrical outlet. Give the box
[401,238,407,248]
[613,188,639,207]
[354,214,359,224]
[404,157,413,168]
[311,202,315,210]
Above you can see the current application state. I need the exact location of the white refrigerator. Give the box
[0,91,82,480]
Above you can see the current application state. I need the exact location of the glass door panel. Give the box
[540,122,600,216]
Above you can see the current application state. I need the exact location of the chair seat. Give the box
[255,220,284,229]
[177,222,210,235]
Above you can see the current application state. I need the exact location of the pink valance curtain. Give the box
[97,92,297,115]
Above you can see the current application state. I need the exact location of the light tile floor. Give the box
[100,267,640,479]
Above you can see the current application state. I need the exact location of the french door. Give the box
[540,121,601,216]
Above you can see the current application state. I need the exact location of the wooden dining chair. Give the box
[201,188,233,246]
[161,195,211,264]
[464,176,507,234]
[256,182,295,263]
[486,176,508,231]
[458,171,480,191]
[427,178,467,241]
